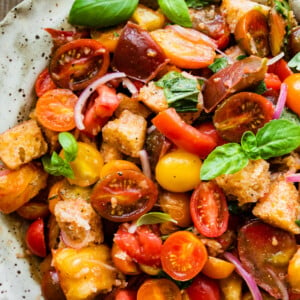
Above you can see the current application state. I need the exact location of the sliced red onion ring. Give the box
[286,173,300,182]
[266,267,289,300]
[223,252,263,300]
[60,229,91,249]
[267,52,284,66]
[122,78,138,97]
[139,149,152,179]
[147,125,156,135]
[74,72,126,130]
[273,83,287,119]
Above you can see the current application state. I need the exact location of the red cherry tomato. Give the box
[114,224,162,267]
[160,231,208,281]
[115,289,137,300]
[91,170,158,222]
[186,274,221,300]
[49,39,110,90]
[190,181,229,238]
[196,122,226,147]
[35,68,57,97]
[268,58,293,81]
[264,73,282,90]
[25,218,47,257]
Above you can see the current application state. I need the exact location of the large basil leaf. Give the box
[200,143,249,180]
[256,119,300,159]
[69,0,138,28]
[158,0,192,27]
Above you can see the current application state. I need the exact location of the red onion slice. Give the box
[266,267,289,300]
[122,78,138,97]
[223,252,263,300]
[267,52,284,66]
[286,173,300,182]
[273,83,287,119]
[139,149,152,179]
[60,229,91,249]
[74,72,126,130]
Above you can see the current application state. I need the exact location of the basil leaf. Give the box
[252,80,267,95]
[42,153,74,178]
[256,119,300,159]
[288,52,300,71]
[200,143,249,180]
[158,0,192,27]
[236,55,248,60]
[280,108,300,126]
[295,220,300,227]
[69,0,138,28]
[274,0,289,19]
[208,57,228,73]
[136,212,177,226]
[185,0,212,8]
[58,132,78,162]
[241,131,261,160]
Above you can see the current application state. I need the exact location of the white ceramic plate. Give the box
[0,1,74,298]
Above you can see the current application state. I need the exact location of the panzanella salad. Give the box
[1,0,300,299]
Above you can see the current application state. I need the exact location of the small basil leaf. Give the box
[256,119,300,159]
[42,153,74,178]
[252,80,267,95]
[280,108,300,125]
[158,0,192,27]
[136,212,177,227]
[58,132,78,162]
[208,57,228,73]
[69,0,139,28]
[241,131,261,160]
[200,143,249,180]
[185,0,212,8]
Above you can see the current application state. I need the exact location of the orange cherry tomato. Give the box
[137,278,181,300]
[284,73,300,116]
[16,201,49,220]
[35,88,78,132]
[161,231,208,281]
[202,256,235,279]
[100,160,141,179]
[35,68,57,97]
[48,180,65,214]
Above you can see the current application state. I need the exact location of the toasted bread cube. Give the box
[0,119,48,169]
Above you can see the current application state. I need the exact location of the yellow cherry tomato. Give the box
[288,248,300,292]
[202,256,235,279]
[155,149,202,192]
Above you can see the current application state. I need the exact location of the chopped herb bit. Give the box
[236,55,248,60]
[253,80,267,95]
[185,0,212,8]
[113,31,120,37]
[295,220,300,227]
[208,57,228,73]
[288,52,300,71]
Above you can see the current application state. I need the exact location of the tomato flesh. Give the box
[35,68,57,97]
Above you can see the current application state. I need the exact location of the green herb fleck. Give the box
[274,0,289,19]
[185,0,212,8]
[253,80,267,95]
[295,220,300,227]
[113,31,120,37]
[236,55,248,60]
[208,57,228,73]
[288,52,300,71]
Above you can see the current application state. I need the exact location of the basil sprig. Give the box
[200,119,300,180]
[208,57,228,73]
[42,132,78,178]
[69,0,138,28]
[136,212,177,227]
[158,0,192,27]
[155,71,200,112]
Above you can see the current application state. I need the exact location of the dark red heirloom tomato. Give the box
[49,39,110,90]
[90,170,158,222]
[190,181,229,238]
[114,224,162,267]
[35,68,57,97]
[25,218,47,257]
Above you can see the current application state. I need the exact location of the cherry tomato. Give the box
[202,256,235,279]
[152,108,217,158]
[16,201,49,220]
[35,68,57,97]
[288,248,300,293]
[234,9,269,57]
[49,39,110,90]
[116,289,137,300]
[161,231,207,281]
[100,160,140,179]
[264,72,282,90]
[268,58,293,81]
[196,122,226,147]
[284,73,300,116]
[186,274,221,300]
[213,92,274,142]
[114,224,162,267]
[41,268,66,300]
[190,181,229,238]
[35,88,78,132]
[238,220,297,299]
[25,218,47,257]
[151,26,216,69]
[137,279,181,300]
[91,170,158,222]
[269,8,286,56]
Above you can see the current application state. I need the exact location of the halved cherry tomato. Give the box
[49,39,110,90]
[152,108,217,158]
[116,289,137,300]
[268,58,293,81]
[161,231,207,281]
[234,9,270,57]
[238,220,297,299]
[35,88,78,132]
[269,8,286,56]
[202,256,235,279]
[264,72,282,90]
[114,224,162,267]
[16,201,49,220]
[284,73,300,116]
[288,248,300,293]
[186,274,221,300]
[35,68,57,97]
[137,278,181,300]
[100,160,140,179]
[151,26,216,69]
[25,218,47,257]
[213,92,274,142]
[196,122,226,147]
[190,181,229,238]
[91,170,158,222]
[41,268,66,300]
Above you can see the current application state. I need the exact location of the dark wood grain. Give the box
[0,0,23,21]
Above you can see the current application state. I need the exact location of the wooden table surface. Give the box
[0,0,23,20]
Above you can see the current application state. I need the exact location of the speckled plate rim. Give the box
[0,1,74,299]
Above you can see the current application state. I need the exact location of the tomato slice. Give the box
[114,224,162,267]
[264,72,282,90]
[35,88,78,132]
[49,39,110,90]
[213,92,274,142]
[35,68,57,97]
[268,59,293,81]
[190,181,229,238]
[161,231,208,281]
[238,221,297,299]
[152,108,217,158]
[90,170,158,222]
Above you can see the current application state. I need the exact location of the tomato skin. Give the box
[16,201,49,220]
[152,108,217,158]
[196,122,226,147]
[284,73,300,116]
[161,231,208,281]
[116,289,137,300]
[25,218,47,257]
[91,170,158,222]
[49,39,110,91]
[190,181,229,238]
[202,256,235,279]
[264,72,281,90]
[268,58,293,81]
[100,160,141,179]
[35,68,57,97]
[186,274,221,300]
